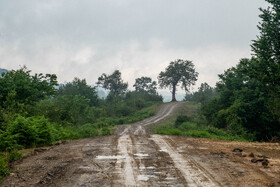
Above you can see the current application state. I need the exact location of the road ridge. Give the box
[151,135,220,187]
[117,135,137,186]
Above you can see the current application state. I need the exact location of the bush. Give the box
[0,153,9,181]
[0,116,60,151]
[175,115,190,128]
[7,116,38,148]
[0,132,21,151]
[156,128,183,136]
[0,151,23,181]
[7,150,22,163]
[178,122,197,131]
[101,127,111,136]
[75,123,99,138]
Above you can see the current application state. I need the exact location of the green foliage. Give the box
[6,116,38,148]
[97,70,128,96]
[156,125,248,141]
[184,83,217,105]
[58,77,99,106]
[0,151,22,181]
[0,153,9,181]
[133,77,157,95]
[30,95,105,126]
[202,58,280,140]
[0,66,57,107]
[178,122,198,131]
[158,59,198,101]
[175,115,190,128]
[101,127,111,136]
[6,150,23,163]
[250,0,280,95]
[156,128,183,136]
[0,66,163,182]
[0,116,58,150]
[155,107,250,142]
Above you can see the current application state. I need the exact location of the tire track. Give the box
[118,102,182,136]
[151,135,220,187]
[116,135,137,186]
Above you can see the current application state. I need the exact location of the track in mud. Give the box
[113,102,219,186]
[2,102,280,187]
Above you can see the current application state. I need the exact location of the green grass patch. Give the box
[0,151,23,181]
[155,126,248,141]
[153,102,251,142]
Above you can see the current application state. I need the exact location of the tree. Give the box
[250,0,280,95]
[0,66,57,107]
[133,76,157,94]
[96,70,128,96]
[58,77,99,106]
[191,83,216,105]
[158,59,198,101]
[202,59,280,140]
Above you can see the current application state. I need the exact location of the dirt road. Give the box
[1,102,280,186]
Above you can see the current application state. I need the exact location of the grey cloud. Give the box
[0,0,268,92]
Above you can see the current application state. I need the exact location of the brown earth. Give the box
[1,102,280,187]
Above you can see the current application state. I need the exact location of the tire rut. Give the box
[151,135,220,187]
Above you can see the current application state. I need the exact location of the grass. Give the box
[152,102,250,142]
[0,103,159,182]
[156,127,248,141]
[0,151,23,181]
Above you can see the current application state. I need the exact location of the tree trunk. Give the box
[171,84,177,102]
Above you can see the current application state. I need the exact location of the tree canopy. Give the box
[158,59,198,101]
[250,0,280,95]
[133,76,157,95]
[185,83,216,105]
[0,66,57,107]
[58,77,99,106]
[96,70,128,96]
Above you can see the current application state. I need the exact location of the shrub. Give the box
[7,150,22,163]
[0,153,9,180]
[175,115,190,128]
[7,116,38,148]
[156,128,183,136]
[178,122,197,131]
[101,127,111,136]
[76,123,99,138]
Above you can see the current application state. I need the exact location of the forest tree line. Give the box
[0,68,166,153]
[185,0,280,141]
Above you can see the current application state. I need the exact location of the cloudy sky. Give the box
[0,0,268,95]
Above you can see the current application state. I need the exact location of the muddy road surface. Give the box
[2,102,280,187]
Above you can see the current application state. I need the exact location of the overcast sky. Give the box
[0,0,268,94]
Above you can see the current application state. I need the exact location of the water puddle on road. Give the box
[198,147,208,150]
[137,174,157,181]
[134,153,149,157]
[95,155,125,159]
[159,147,168,152]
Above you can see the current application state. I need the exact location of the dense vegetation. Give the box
[0,0,279,180]
[153,103,249,141]
[0,67,162,179]
[184,0,280,142]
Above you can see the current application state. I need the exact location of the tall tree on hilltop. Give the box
[158,59,198,101]
[96,70,128,96]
